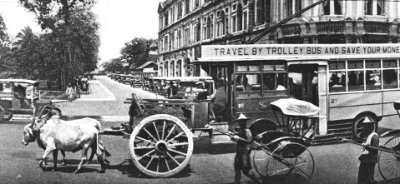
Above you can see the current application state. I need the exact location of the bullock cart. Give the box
[104,95,318,182]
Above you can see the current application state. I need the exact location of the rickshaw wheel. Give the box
[378,135,400,181]
[252,142,314,184]
[129,114,194,177]
[352,115,377,142]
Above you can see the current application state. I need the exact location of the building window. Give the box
[184,27,190,46]
[165,12,169,27]
[170,33,175,50]
[195,0,200,9]
[323,0,342,15]
[243,11,247,30]
[177,30,182,48]
[178,2,183,19]
[164,36,168,51]
[365,0,385,15]
[210,14,214,38]
[232,15,237,32]
[256,0,265,25]
[195,21,201,42]
[170,60,175,77]
[185,0,190,15]
[237,4,243,31]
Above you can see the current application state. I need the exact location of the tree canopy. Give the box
[7,0,101,86]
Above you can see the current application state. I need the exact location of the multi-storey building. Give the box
[158,0,400,78]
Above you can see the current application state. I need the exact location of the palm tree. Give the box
[15,27,36,47]
[0,15,7,42]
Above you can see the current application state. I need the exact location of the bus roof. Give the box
[196,43,400,63]
[151,76,212,82]
[0,79,38,84]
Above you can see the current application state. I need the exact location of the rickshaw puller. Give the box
[358,117,379,184]
[232,113,260,184]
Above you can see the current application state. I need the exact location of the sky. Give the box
[0,0,161,65]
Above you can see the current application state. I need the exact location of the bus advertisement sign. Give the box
[200,44,400,61]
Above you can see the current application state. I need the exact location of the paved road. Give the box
[0,76,398,184]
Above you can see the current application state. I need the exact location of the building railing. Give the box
[316,21,345,34]
[364,21,389,34]
[281,24,301,36]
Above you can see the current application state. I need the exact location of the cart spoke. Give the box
[166,151,180,165]
[153,121,161,140]
[164,157,171,171]
[167,132,185,143]
[162,120,166,140]
[164,124,177,141]
[137,149,155,161]
[143,127,158,142]
[168,142,189,147]
[135,145,156,149]
[168,148,187,157]
[136,136,156,145]
[156,156,160,172]
[145,156,155,169]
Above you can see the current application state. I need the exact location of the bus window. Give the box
[383,69,397,89]
[383,60,398,89]
[329,72,346,92]
[348,71,364,91]
[235,74,261,92]
[366,70,382,90]
[262,73,275,90]
[276,73,287,90]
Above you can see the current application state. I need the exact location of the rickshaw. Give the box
[339,100,400,182]
[80,77,90,94]
[0,79,52,121]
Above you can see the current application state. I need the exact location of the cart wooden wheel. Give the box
[252,142,314,184]
[352,115,377,142]
[378,136,400,181]
[129,114,194,177]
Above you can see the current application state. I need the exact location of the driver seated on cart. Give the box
[209,79,227,122]
[232,113,260,184]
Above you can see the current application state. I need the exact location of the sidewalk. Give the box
[46,76,163,126]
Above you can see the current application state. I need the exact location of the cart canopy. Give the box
[271,98,319,117]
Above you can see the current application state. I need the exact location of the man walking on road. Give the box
[358,117,379,184]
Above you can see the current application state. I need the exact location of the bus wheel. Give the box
[352,115,377,142]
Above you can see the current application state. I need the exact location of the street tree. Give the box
[19,0,97,89]
[0,15,7,43]
[101,58,124,74]
[120,38,156,70]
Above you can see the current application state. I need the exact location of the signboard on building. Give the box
[199,44,400,62]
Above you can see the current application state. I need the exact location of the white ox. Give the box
[23,107,110,173]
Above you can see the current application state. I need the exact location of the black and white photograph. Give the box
[1,0,400,183]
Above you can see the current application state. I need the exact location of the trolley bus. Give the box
[196,43,400,141]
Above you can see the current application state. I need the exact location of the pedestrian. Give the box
[358,117,379,184]
[65,83,75,101]
[167,81,178,98]
[232,113,259,184]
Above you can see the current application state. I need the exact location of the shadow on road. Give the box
[106,159,194,179]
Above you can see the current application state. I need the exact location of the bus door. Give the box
[209,64,233,122]
[288,62,328,135]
